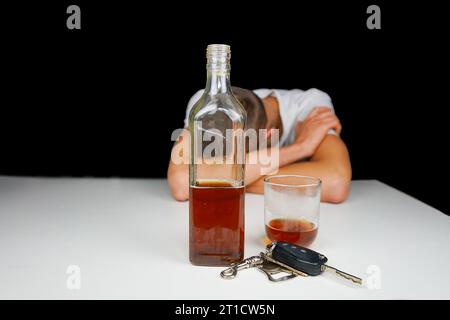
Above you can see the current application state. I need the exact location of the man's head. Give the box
[232,87,279,150]
[231,87,267,133]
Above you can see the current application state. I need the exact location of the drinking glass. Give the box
[264,175,321,247]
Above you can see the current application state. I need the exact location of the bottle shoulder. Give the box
[189,92,246,123]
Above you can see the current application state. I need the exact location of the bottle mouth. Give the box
[206,44,231,72]
[207,44,231,55]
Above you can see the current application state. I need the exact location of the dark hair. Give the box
[232,86,268,151]
[231,86,267,131]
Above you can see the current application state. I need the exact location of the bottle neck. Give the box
[205,71,231,94]
[205,44,231,95]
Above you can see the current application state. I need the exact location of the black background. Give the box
[1,1,448,214]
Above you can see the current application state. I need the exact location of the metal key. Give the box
[270,242,362,285]
[220,254,301,281]
[257,259,297,282]
[260,252,308,278]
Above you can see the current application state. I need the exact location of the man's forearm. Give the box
[246,135,351,203]
[168,134,350,203]
[168,143,308,201]
[244,143,311,186]
[246,160,341,196]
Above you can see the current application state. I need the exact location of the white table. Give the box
[0,176,449,299]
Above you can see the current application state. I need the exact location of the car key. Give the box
[270,242,362,285]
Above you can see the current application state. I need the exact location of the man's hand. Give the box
[294,107,342,157]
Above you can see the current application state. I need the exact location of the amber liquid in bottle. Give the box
[189,180,245,266]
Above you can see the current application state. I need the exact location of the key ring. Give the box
[220,256,264,279]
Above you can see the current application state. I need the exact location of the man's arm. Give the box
[246,106,351,203]
[168,132,352,203]
[166,128,297,201]
[168,107,350,203]
[246,134,352,203]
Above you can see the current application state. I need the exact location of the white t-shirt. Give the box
[184,88,336,147]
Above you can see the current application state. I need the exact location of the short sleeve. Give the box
[294,88,334,122]
[183,89,205,128]
[294,88,337,136]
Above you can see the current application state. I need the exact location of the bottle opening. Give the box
[207,44,231,54]
[206,44,231,73]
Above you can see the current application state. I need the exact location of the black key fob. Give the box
[271,242,328,276]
